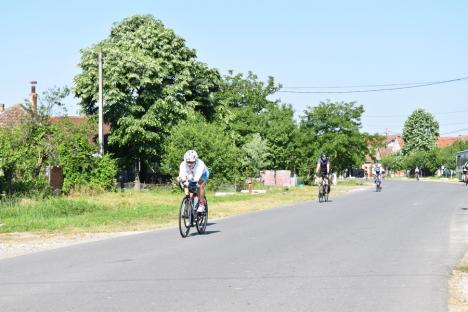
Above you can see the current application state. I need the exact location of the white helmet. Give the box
[184,150,198,162]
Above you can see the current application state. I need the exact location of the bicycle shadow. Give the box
[190,230,220,236]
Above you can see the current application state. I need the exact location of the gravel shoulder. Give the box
[0,231,148,260]
[450,252,468,312]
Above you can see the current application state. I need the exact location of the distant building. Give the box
[437,136,468,148]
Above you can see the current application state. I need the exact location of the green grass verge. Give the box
[0,182,366,234]
[456,264,468,273]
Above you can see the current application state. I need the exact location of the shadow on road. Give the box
[190,230,220,236]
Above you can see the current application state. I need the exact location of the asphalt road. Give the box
[1,180,468,312]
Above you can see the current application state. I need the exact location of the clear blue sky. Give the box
[1,0,467,135]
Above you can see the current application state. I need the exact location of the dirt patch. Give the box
[449,252,468,312]
[0,231,146,260]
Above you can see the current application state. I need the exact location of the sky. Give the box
[1,0,467,136]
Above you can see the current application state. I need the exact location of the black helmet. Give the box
[320,152,327,158]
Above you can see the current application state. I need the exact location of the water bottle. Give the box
[193,196,199,210]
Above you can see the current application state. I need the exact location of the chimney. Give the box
[30,81,37,114]
[0,103,4,112]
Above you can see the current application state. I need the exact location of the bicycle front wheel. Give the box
[179,197,191,238]
[196,200,208,234]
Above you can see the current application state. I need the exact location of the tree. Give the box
[402,109,439,155]
[213,71,300,171]
[436,139,468,170]
[213,71,281,146]
[259,103,299,171]
[74,15,221,170]
[362,132,386,162]
[381,153,404,173]
[299,100,367,174]
[161,115,242,185]
[51,118,117,193]
[242,133,270,177]
[402,148,438,175]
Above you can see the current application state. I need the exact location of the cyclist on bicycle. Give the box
[315,152,331,193]
[176,150,209,213]
[463,161,468,184]
[373,162,383,185]
[415,166,420,180]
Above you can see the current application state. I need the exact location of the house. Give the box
[437,136,468,148]
[0,83,111,191]
[361,134,403,177]
[0,103,32,127]
[0,82,110,140]
[382,134,404,155]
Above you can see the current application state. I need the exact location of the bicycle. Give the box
[374,174,382,192]
[415,172,420,181]
[318,174,329,203]
[178,181,208,238]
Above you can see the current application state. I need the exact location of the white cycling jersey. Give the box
[373,164,382,175]
[178,159,209,182]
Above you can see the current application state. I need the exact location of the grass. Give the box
[456,264,468,273]
[0,181,367,234]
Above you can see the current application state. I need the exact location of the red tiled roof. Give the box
[437,136,468,148]
[386,134,404,149]
[0,107,111,136]
[0,103,31,127]
[49,116,111,135]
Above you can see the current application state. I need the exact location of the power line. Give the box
[278,76,468,94]
[365,108,468,118]
[440,127,468,135]
[283,81,437,89]
[364,121,467,128]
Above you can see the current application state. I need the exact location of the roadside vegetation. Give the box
[0,181,366,234]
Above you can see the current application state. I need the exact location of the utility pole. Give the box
[98,50,104,156]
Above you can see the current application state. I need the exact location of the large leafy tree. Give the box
[402,109,439,155]
[299,100,367,174]
[74,15,221,168]
[213,71,300,171]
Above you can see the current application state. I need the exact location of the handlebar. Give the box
[179,180,199,193]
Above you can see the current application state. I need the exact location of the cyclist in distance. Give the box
[463,161,468,185]
[415,166,420,180]
[315,152,331,193]
[176,150,209,213]
[373,161,383,186]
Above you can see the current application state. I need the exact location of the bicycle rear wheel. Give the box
[196,199,208,234]
[179,197,191,238]
[318,185,324,203]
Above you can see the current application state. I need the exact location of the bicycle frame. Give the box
[318,175,329,202]
[178,181,208,238]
